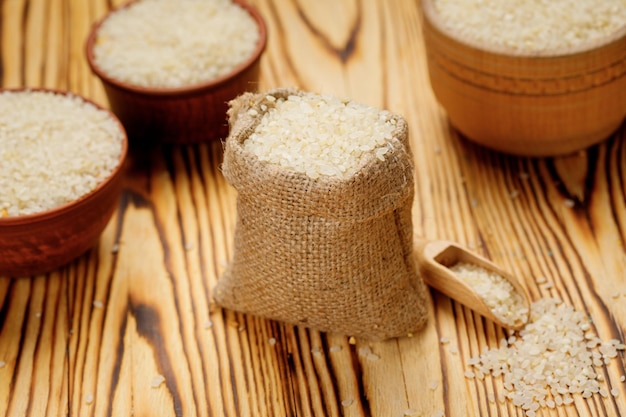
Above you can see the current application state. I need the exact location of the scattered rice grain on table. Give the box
[0,90,124,217]
[151,374,166,388]
[466,298,626,416]
[243,92,398,180]
[433,0,626,53]
[93,0,260,88]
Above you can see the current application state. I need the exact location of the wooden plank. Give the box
[0,0,625,416]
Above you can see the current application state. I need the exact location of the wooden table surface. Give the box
[1,1,625,416]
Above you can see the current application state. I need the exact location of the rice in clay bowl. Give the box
[420,0,626,156]
[0,88,128,277]
[85,0,267,144]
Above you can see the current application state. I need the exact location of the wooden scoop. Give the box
[414,239,531,330]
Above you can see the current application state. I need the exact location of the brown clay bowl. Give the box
[421,0,626,156]
[0,88,128,277]
[85,0,267,145]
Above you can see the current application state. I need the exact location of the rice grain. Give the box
[465,298,626,415]
[433,0,626,53]
[93,0,260,88]
[243,92,398,180]
[450,262,528,327]
[0,90,124,217]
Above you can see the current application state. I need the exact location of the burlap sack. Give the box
[213,88,429,340]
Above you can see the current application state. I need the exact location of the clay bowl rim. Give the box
[85,0,268,98]
[421,0,626,58]
[0,87,129,227]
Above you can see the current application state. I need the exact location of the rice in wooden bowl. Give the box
[85,0,267,145]
[421,0,626,156]
[0,88,128,277]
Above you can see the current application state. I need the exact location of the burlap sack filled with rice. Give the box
[214,88,429,340]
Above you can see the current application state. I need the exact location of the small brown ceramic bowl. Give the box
[0,88,128,277]
[85,0,267,145]
[421,0,626,156]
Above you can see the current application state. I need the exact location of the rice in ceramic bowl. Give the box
[86,0,267,144]
[0,88,127,277]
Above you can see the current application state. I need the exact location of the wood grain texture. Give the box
[1,0,625,416]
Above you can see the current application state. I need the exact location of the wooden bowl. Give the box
[421,0,626,156]
[0,89,128,277]
[85,0,267,145]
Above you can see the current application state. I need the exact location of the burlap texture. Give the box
[213,88,429,340]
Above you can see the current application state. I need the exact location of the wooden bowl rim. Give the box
[421,0,626,58]
[0,87,128,226]
[85,0,268,97]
